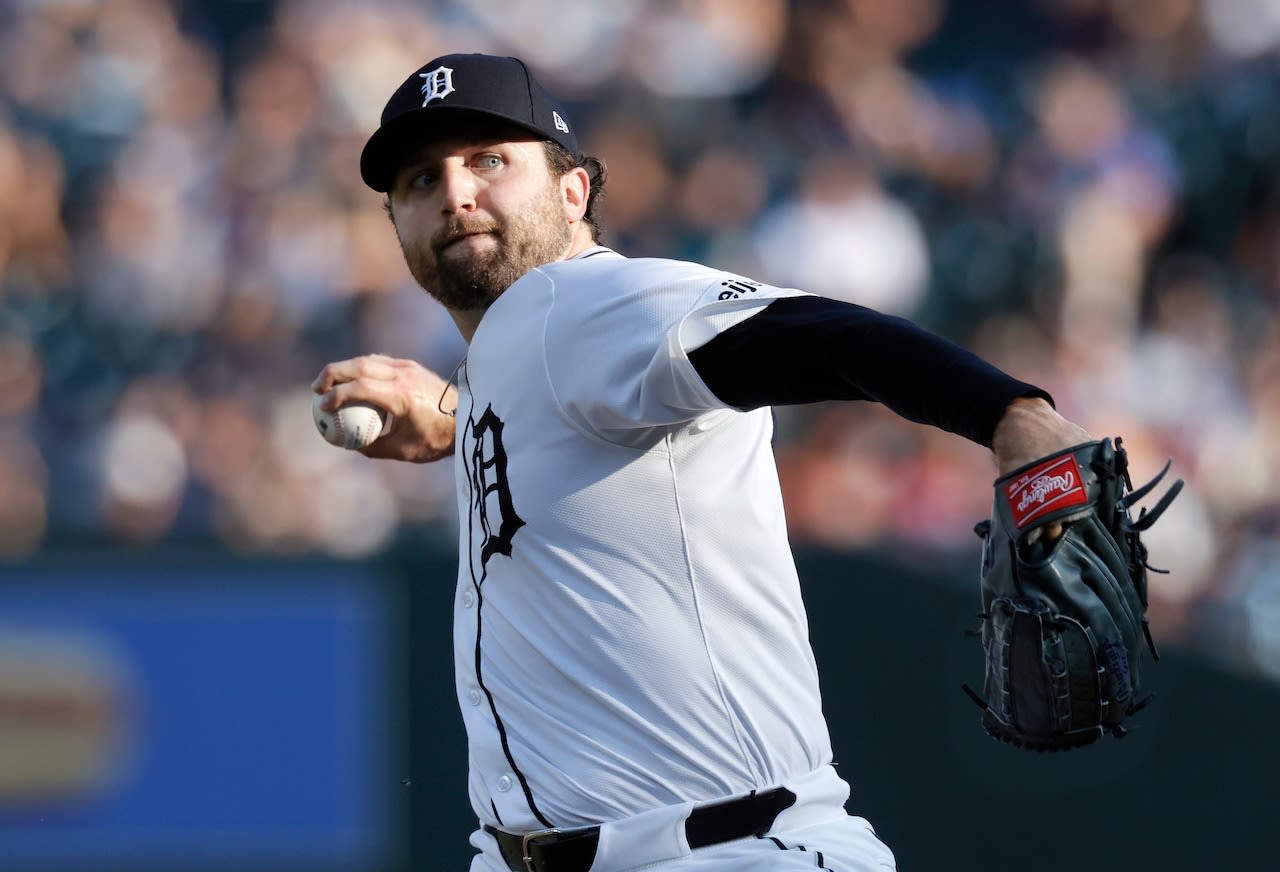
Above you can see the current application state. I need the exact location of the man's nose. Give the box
[439,164,478,214]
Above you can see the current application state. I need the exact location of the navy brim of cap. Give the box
[360,106,571,193]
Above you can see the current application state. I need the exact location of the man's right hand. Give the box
[311,354,457,462]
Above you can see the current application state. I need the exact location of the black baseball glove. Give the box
[963,438,1183,751]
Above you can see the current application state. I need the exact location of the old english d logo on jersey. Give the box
[468,404,525,566]
[1003,453,1089,529]
[419,65,455,105]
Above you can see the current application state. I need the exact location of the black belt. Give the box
[484,787,796,872]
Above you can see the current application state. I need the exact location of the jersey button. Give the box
[497,775,512,792]
[468,688,481,706]
[462,591,474,608]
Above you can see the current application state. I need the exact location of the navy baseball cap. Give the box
[360,53,580,193]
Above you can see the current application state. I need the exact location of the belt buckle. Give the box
[521,828,561,872]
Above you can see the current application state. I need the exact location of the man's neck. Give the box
[449,307,488,344]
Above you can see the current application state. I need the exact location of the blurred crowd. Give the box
[1,0,1279,679]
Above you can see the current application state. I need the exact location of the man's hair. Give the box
[543,142,608,244]
[381,141,609,244]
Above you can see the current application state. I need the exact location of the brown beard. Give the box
[399,182,572,312]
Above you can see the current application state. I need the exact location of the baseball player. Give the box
[312,53,1090,872]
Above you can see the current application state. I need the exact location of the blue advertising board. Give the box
[0,556,399,871]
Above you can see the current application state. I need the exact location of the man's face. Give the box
[387,131,572,312]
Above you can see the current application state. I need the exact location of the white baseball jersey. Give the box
[451,246,841,836]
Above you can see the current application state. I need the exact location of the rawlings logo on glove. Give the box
[1005,453,1088,527]
[963,438,1183,751]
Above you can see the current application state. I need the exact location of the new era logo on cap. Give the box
[360,53,581,193]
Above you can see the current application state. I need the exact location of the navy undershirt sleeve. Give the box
[686,295,1052,448]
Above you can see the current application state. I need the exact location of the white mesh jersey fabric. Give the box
[451,248,840,834]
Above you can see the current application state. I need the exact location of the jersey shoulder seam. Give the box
[532,264,671,456]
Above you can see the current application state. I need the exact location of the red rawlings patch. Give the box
[1003,453,1089,529]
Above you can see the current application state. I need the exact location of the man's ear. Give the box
[561,166,590,223]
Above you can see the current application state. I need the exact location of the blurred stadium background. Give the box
[1,0,1278,869]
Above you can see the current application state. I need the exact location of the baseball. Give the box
[312,394,387,450]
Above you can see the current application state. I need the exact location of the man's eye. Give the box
[410,171,438,188]
[476,154,503,169]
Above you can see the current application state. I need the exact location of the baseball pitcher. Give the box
[313,53,1177,872]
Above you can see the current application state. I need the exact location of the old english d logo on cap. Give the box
[419,66,455,105]
[360,53,581,192]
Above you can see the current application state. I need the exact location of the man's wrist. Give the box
[991,396,1090,476]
